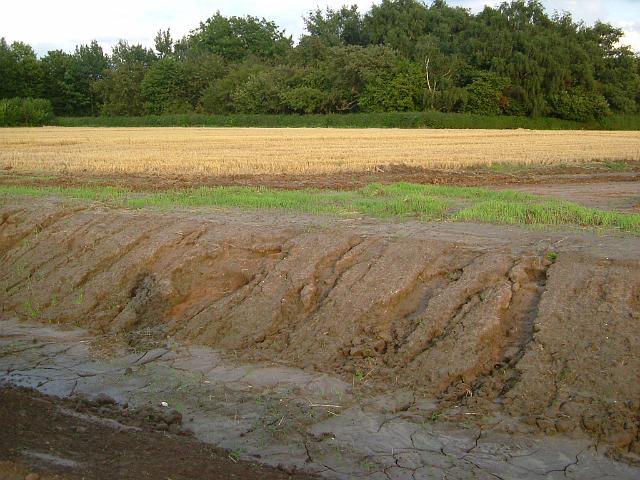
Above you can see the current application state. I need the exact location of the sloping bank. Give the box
[1,199,639,454]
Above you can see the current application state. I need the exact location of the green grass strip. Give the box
[2,183,639,234]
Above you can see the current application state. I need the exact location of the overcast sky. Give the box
[2,0,639,56]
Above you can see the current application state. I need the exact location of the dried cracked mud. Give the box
[1,198,640,479]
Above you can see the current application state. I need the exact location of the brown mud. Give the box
[2,162,640,192]
[1,198,639,463]
[3,317,639,479]
[503,181,640,213]
[0,386,315,480]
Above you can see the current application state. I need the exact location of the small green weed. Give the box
[23,300,41,319]
[602,161,631,171]
[229,450,242,462]
[361,462,377,471]
[73,291,84,305]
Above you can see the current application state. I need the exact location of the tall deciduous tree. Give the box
[68,41,109,115]
[0,39,43,99]
[185,12,292,61]
[141,57,190,114]
[96,41,156,116]
[40,50,76,115]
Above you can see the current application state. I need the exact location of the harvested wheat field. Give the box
[1,127,639,176]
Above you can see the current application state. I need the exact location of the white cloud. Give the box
[617,21,640,50]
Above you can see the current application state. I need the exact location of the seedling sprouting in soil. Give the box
[74,291,84,305]
[23,300,41,319]
[229,450,242,462]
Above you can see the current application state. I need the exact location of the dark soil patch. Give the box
[1,162,639,192]
[0,386,315,480]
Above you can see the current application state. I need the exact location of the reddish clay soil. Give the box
[1,199,639,456]
[0,386,315,480]
[1,162,639,192]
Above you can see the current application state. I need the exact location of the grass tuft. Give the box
[454,199,640,233]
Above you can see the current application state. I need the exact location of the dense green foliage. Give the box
[2,1,639,122]
[2,183,639,234]
[0,98,53,126]
[53,111,640,130]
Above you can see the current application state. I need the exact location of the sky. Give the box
[1,0,639,56]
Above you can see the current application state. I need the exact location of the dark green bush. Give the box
[0,97,54,126]
[464,73,510,116]
[280,87,327,114]
[549,88,611,122]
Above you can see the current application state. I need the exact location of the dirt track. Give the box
[2,162,640,192]
[1,198,639,462]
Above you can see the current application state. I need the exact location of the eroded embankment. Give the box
[1,200,639,453]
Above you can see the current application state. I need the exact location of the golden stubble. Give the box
[1,127,639,176]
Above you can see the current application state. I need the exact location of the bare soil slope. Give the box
[1,200,639,452]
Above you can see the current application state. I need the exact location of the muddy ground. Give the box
[1,186,639,478]
[0,386,314,480]
[504,181,640,213]
[2,161,639,192]
[2,316,638,480]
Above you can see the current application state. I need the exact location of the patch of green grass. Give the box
[2,182,639,234]
[0,185,128,204]
[454,199,640,233]
[0,184,450,220]
[360,182,537,202]
[481,159,638,173]
[602,160,632,171]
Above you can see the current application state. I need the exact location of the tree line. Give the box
[1,0,638,122]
